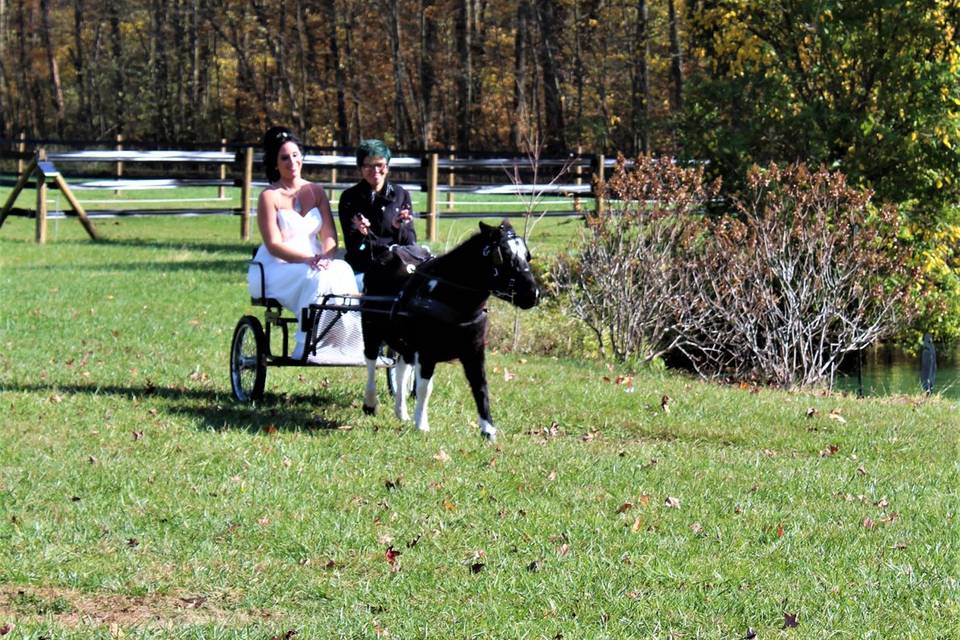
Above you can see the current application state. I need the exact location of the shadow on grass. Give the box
[4,381,361,435]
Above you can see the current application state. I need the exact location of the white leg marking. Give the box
[413,365,434,432]
[394,357,412,422]
[479,418,497,442]
[363,358,378,413]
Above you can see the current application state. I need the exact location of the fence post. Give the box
[425,152,439,241]
[35,149,47,244]
[329,140,339,201]
[574,145,583,212]
[240,146,254,240]
[115,134,124,195]
[16,132,26,177]
[447,145,456,211]
[218,138,227,200]
[594,153,606,216]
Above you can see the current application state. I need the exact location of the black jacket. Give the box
[337,180,417,274]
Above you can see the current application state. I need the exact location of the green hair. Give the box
[356,139,392,167]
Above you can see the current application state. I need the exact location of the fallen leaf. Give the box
[433,449,451,463]
[179,596,207,609]
[863,517,875,529]
[406,534,421,548]
[263,424,278,435]
[875,498,889,508]
[776,523,785,538]
[50,394,63,404]
[442,499,456,511]
[664,496,680,509]
[383,545,402,567]
[377,533,394,546]
[556,543,570,557]
[547,470,557,482]
[630,516,644,532]
[257,517,270,526]
[857,465,867,475]
[469,562,485,574]
[88,456,98,465]
[743,629,757,640]
[660,394,671,413]
[0,623,14,635]
[616,502,633,514]
[282,457,292,468]
[828,410,846,424]
[127,537,139,548]
[637,494,651,507]
[503,368,515,381]
[270,631,298,640]
[820,444,839,457]
[805,407,817,418]
[690,522,704,535]
[132,431,144,440]
[527,560,543,572]
[384,476,403,490]
[783,611,799,628]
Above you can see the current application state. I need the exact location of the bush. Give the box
[556,159,915,388]
[554,155,719,363]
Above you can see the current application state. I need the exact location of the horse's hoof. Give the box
[415,423,430,433]
[481,429,497,443]
[362,404,376,416]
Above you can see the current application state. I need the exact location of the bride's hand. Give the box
[308,254,331,270]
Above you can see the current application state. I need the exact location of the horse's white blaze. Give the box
[479,418,496,440]
[393,357,412,421]
[413,366,434,432]
[364,359,378,411]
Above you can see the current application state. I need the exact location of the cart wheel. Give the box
[384,349,415,398]
[230,315,267,402]
[385,348,397,397]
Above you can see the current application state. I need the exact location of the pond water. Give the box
[834,344,960,400]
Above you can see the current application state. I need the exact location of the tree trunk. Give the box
[109,1,124,136]
[454,0,473,150]
[318,0,348,145]
[534,0,565,153]
[511,0,530,147]
[0,0,9,137]
[39,0,65,137]
[632,0,650,154]
[383,0,409,147]
[419,0,437,146]
[668,0,683,112]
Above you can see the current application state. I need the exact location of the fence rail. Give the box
[1,140,617,243]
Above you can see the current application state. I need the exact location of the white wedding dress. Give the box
[247,207,365,364]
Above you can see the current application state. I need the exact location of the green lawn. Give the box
[0,215,957,638]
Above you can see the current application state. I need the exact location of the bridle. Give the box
[483,227,532,301]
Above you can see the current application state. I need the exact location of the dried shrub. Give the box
[557,159,915,388]
[677,164,915,387]
[554,155,720,362]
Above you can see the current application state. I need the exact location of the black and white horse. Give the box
[361,220,539,441]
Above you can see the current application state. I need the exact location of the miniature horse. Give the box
[360,221,539,442]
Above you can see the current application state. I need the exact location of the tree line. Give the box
[2,0,687,154]
[1,0,957,211]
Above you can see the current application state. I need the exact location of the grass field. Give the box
[1,214,958,638]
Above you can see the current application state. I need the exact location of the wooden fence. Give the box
[1,138,622,244]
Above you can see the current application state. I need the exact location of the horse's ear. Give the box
[478,221,494,235]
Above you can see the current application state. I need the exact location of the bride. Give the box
[247,126,364,364]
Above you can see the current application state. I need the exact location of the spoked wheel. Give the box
[230,315,267,402]
[384,349,415,398]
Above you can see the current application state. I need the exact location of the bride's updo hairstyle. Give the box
[262,126,304,182]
